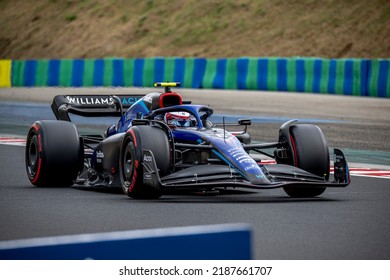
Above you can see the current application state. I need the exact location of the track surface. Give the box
[1,145,389,259]
[1,88,390,259]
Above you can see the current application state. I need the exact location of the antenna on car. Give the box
[223,116,226,143]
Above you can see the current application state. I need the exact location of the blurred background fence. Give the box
[1,57,389,97]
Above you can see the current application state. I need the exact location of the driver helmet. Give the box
[164,111,192,127]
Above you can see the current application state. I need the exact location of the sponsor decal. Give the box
[96,151,104,158]
[66,96,114,106]
[96,151,104,163]
[65,96,142,106]
[121,97,142,106]
[228,147,255,164]
[335,154,345,162]
[143,155,152,162]
[245,164,258,171]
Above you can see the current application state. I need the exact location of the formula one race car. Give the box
[25,82,350,199]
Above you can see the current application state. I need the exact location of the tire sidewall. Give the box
[120,126,169,199]
[25,121,81,187]
[26,123,44,185]
[283,124,329,197]
[290,124,330,179]
[120,130,142,196]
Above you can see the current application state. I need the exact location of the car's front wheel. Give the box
[120,125,171,199]
[282,124,329,197]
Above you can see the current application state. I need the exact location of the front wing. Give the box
[140,149,350,192]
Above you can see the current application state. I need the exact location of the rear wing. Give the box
[51,94,144,121]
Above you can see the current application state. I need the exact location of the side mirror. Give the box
[238,119,251,126]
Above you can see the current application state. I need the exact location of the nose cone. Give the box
[210,135,270,185]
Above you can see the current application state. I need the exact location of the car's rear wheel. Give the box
[120,125,171,199]
[283,124,329,197]
[25,120,83,187]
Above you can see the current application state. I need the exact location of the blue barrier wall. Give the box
[0,224,252,260]
[6,57,390,97]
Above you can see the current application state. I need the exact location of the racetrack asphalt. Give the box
[0,87,390,259]
[1,144,389,259]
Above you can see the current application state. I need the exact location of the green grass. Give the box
[65,14,77,22]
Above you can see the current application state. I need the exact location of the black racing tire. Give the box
[120,125,171,199]
[283,124,329,198]
[25,120,83,187]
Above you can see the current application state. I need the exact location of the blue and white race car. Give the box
[25,82,350,199]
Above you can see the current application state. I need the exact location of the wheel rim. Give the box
[123,143,134,184]
[27,135,39,177]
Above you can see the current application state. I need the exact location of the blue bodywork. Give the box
[106,95,270,185]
